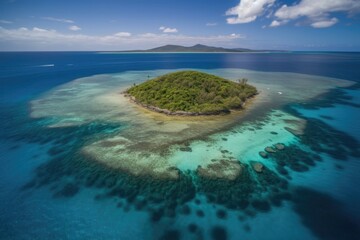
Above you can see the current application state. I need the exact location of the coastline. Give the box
[122,92,257,116]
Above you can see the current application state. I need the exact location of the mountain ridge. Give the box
[120,44,275,53]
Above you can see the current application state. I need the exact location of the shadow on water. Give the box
[211,226,228,240]
[292,187,360,240]
[261,86,360,183]
[301,118,360,160]
[295,83,360,110]
[159,229,181,240]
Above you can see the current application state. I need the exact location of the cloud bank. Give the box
[274,0,360,28]
[0,26,244,51]
[227,0,360,28]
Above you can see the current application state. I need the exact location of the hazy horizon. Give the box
[0,0,359,51]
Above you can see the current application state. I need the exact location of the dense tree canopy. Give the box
[126,71,257,114]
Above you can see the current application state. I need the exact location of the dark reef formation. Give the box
[2,83,359,240]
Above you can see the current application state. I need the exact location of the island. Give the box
[114,44,283,53]
[133,44,251,53]
[124,70,257,116]
[99,44,287,54]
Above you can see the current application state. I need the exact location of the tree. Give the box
[237,78,248,85]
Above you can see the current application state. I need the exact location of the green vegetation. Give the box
[126,71,257,114]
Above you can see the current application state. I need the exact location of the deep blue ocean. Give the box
[0,52,359,240]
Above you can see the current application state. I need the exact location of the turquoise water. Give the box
[0,52,359,240]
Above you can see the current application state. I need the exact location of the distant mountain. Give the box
[124,44,254,53]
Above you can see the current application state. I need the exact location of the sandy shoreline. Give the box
[123,91,258,117]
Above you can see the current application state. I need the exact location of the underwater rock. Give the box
[251,162,264,173]
[159,230,181,240]
[165,208,176,218]
[259,151,268,158]
[188,223,198,233]
[216,209,227,219]
[179,204,191,215]
[243,224,251,232]
[180,146,192,152]
[275,143,285,150]
[284,126,304,136]
[276,166,289,176]
[251,200,271,212]
[265,146,276,153]
[54,183,79,198]
[150,208,164,222]
[196,159,242,180]
[198,165,256,210]
[283,118,306,137]
[196,209,205,217]
[134,199,147,210]
[211,226,228,240]
[290,163,309,172]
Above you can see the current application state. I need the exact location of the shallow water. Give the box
[1,52,360,240]
[29,69,353,178]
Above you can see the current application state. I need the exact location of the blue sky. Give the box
[0,0,359,51]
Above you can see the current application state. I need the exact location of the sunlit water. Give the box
[1,52,359,240]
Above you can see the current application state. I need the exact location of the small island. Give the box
[125,71,257,116]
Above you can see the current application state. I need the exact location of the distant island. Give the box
[124,71,257,116]
[119,44,280,53]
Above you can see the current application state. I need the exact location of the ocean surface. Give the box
[0,52,359,240]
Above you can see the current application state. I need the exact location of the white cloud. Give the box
[206,22,218,26]
[159,26,178,33]
[69,25,81,31]
[139,33,158,38]
[275,0,360,20]
[42,17,74,24]
[0,19,12,24]
[269,19,288,27]
[33,27,48,32]
[230,33,241,38]
[226,0,275,24]
[163,28,178,33]
[311,18,338,28]
[0,26,245,51]
[225,0,359,28]
[269,20,280,27]
[274,0,360,28]
[114,32,131,37]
